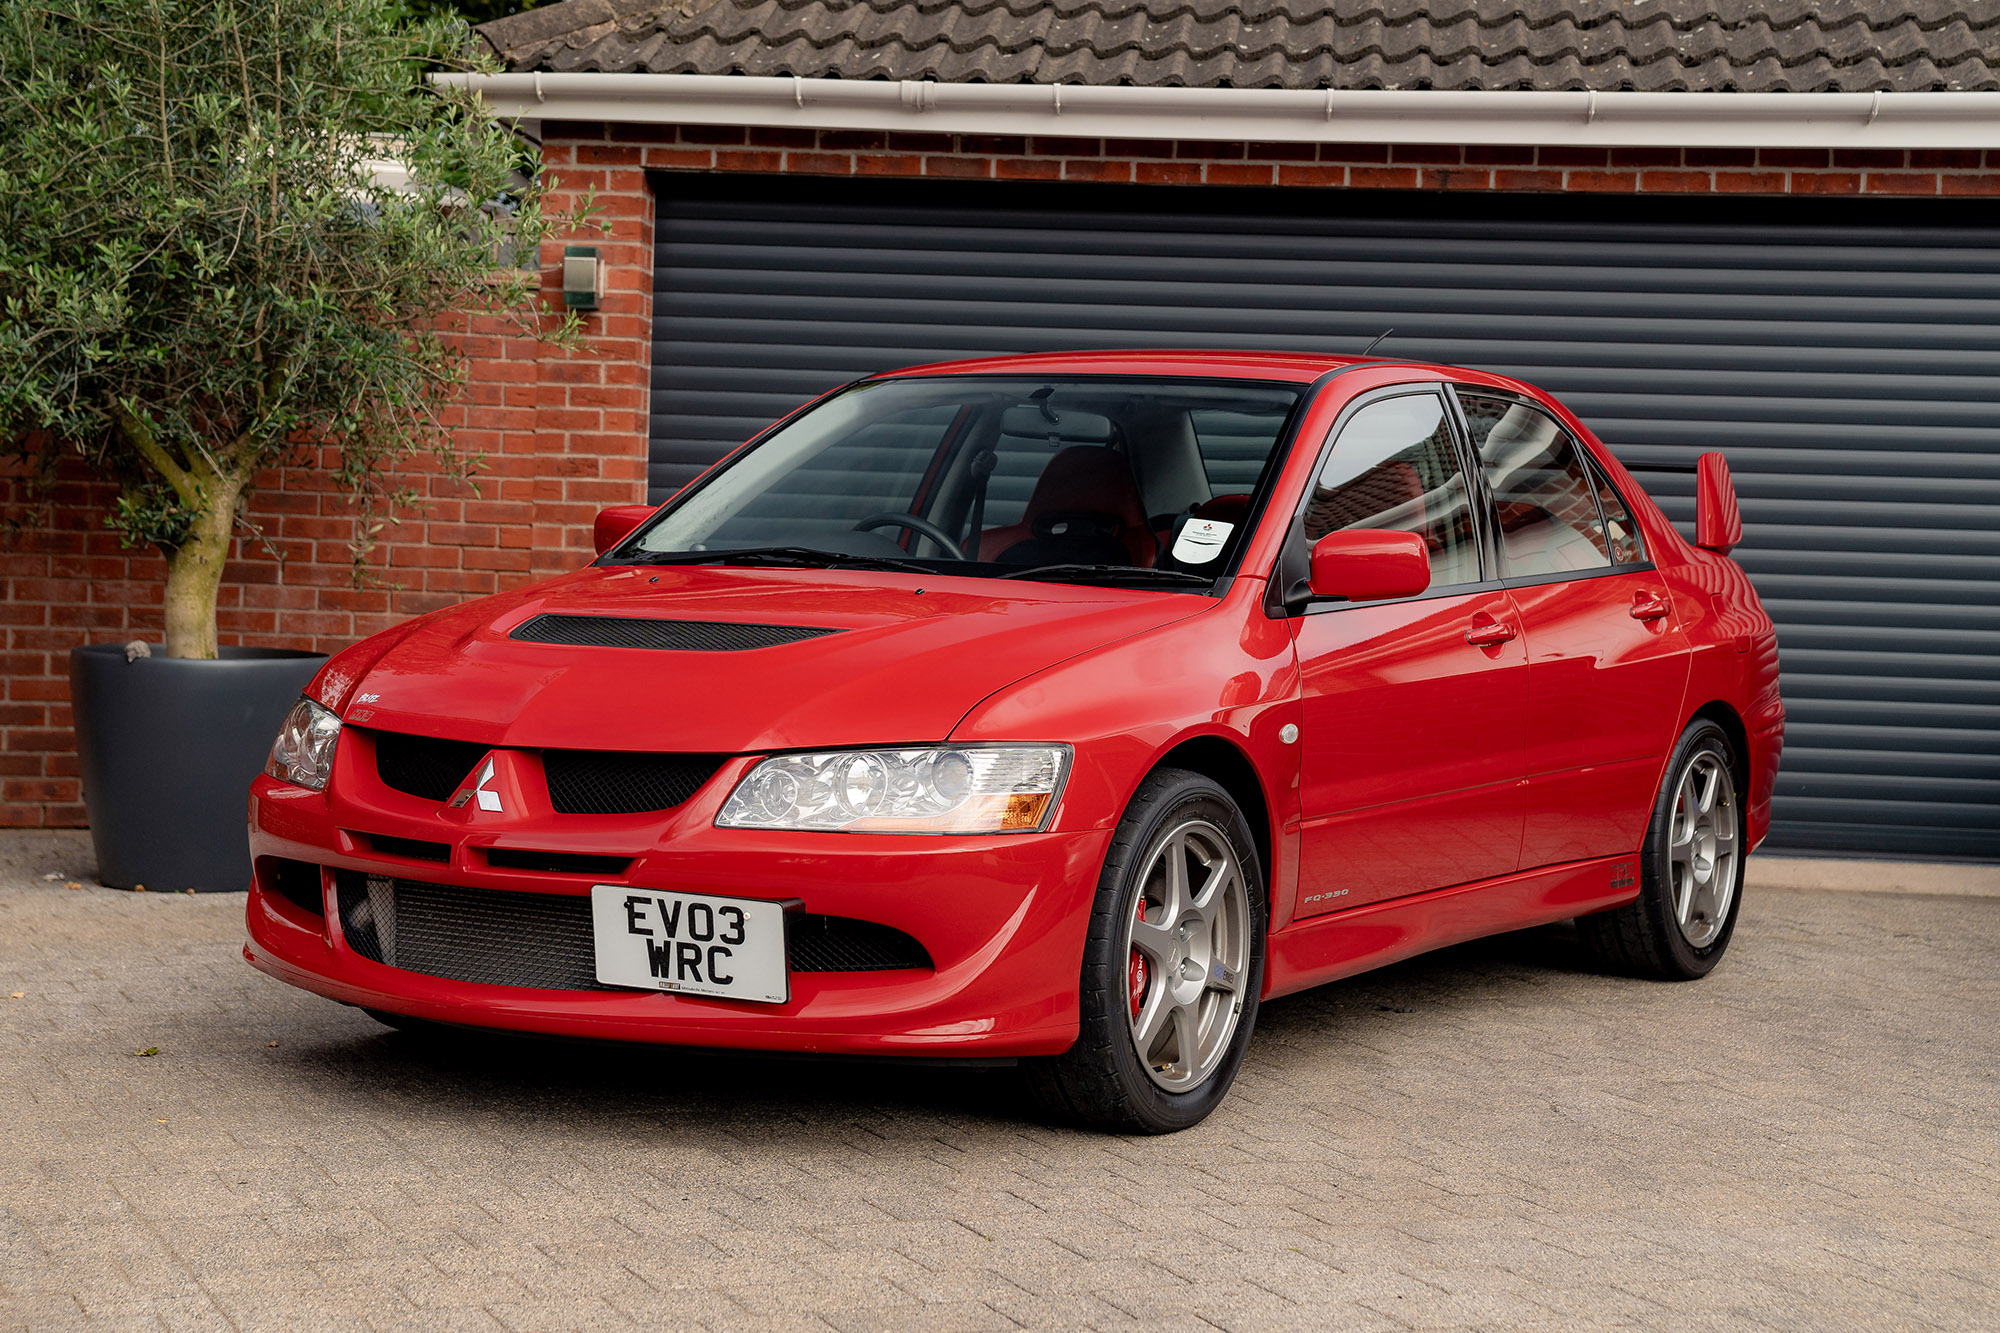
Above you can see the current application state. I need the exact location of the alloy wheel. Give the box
[1122,818,1252,1092]
[1668,751,1739,949]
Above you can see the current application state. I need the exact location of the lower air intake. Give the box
[334,874,931,990]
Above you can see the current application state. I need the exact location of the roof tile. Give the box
[478,0,2000,92]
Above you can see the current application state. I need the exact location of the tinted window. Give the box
[1460,394,1613,578]
[1305,393,1481,589]
[1585,458,1646,564]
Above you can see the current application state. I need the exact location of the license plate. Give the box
[590,885,788,1004]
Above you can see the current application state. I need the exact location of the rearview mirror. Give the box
[593,504,657,555]
[1307,529,1431,602]
[1694,451,1742,555]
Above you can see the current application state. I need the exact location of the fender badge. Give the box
[450,757,503,813]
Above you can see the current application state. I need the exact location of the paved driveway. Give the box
[3,830,1996,1332]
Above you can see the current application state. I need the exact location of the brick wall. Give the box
[0,137,653,827]
[8,121,2000,826]
[606,122,2000,196]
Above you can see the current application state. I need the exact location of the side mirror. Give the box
[1695,451,1742,555]
[593,504,657,555]
[1308,529,1432,603]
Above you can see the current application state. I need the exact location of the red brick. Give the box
[1864,171,1940,194]
[1790,172,1862,195]
[1203,163,1273,186]
[1465,146,1537,166]
[886,132,955,153]
[1276,164,1346,187]
[996,157,1064,181]
[1760,149,1831,169]
[1495,169,1564,191]
[714,150,783,173]
[1610,147,1683,168]
[1318,142,1390,164]
[748,126,816,148]
[1392,145,1463,165]
[961,135,1028,155]
[1246,140,1317,162]
[1639,170,1713,193]
[1137,161,1204,185]
[1348,167,1420,189]
[1424,168,1494,190]
[1715,171,1788,193]
[1540,147,1610,168]
[1063,159,1134,183]
[857,154,924,177]
[1104,139,1178,159]
[1565,170,1639,192]
[785,152,854,175]
[1942,173,2000,196]
[1832,149,1907,169]
[924,156,993,179]
[1909,149,1982,170]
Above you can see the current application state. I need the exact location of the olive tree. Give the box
[0,0,584,657]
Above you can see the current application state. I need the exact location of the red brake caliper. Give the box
[1128,899,1149,1018]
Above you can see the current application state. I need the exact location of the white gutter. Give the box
[434,74,2000,150]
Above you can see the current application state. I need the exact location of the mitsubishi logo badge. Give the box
[450,757,503,812]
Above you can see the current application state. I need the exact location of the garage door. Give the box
[650,174,2000,861]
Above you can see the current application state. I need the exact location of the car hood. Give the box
[341,565,1208,753]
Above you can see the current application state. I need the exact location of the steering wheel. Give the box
[852,512,967,561]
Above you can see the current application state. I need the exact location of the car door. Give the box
[1288,389,1530,916]
[1453,388,1691,869]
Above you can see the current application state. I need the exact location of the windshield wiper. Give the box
[993,563,1217,588]
[615,546,938,576]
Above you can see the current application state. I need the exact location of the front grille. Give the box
[334,873,931,990]
[511,614,840,652]
[373,731,488,802]
[543,750,724,815]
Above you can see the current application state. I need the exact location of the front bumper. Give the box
[245,763,1107,1058]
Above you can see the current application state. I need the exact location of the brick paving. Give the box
[3,828,1996,1332]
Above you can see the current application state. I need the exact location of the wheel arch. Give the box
[1149,734,1274,888]
[1689,699,1751,794]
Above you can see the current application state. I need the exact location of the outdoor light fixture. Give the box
[562,245,603,310]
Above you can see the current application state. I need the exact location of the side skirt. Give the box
[1263,854,1640,1000]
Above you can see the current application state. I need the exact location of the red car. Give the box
[247,351,1782,1132]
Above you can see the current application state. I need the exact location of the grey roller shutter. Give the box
[651,176,2000,861]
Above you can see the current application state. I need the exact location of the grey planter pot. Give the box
[70,644,327,892]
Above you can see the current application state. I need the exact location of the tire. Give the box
[1577,719,1745,981]
[1026,768,1267,1133]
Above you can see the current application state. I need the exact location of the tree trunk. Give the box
[161,472,245,660]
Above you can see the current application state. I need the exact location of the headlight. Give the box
[264,696,341,791]
[716,745,1070,834]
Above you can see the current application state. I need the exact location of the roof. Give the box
[882,349,1371,383]
[477,0,2000,93]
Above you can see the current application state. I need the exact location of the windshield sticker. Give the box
[1172,518,1233,564]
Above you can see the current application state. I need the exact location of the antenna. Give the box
[1360,328,1394,356]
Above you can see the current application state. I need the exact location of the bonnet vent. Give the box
[509,614,840,652]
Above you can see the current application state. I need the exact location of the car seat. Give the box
[978,446,1157,567]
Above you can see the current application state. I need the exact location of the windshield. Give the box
[614,376,1304,588]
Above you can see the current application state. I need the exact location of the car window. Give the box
[1459,394,1614,578]
[1304,393,1481,589]
[1192,409,1289,493]
[1584,456,1646,564]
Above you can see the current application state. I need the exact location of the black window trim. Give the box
[1444,383,1658,590]
[1270,382,1504,619]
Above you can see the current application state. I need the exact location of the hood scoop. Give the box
[509,613,841,652]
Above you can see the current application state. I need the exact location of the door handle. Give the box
[1464,617,1518,647]
[1630,592,1672,622]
